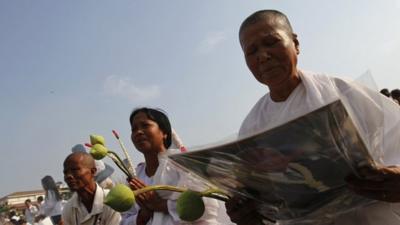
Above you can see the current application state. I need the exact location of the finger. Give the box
[378,166,400,179]
[128,181,141,190]
[135,196,147,208]
[130,179,147,189]
[132,178,147,186]
[356,166,400,181]
[350,187,400,202]
[346,177,400,192]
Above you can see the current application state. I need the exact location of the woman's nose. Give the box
[132,128,144,137]
[257,50,271,62]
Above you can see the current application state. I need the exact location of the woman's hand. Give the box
[225,196,267,225]
[346,165,400,202]
[127,178,168,213]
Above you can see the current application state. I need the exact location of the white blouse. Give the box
[120,150,232,225]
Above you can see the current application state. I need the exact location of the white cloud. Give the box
[103,75,160,102]
[196,31,227,54]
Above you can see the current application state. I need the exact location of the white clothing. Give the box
[34,217,53,225]
[41,190,63,217]
[120,149,230,225]
[62,184,121,225]
[239,70,400,225]
[25,205,39,223]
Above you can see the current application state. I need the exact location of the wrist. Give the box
[151,199,168,213]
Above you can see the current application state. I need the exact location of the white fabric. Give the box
[239,70,400,225]
[41,190,63,217]
[34,217,53,225]
[120,149,231,225]
[25,204,39,224]
[62,184,121,225]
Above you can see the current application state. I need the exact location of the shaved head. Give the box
[63,152,97,192]
[64,152,95,169]
[239,10,294,38]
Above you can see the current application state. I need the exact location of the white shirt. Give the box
[239,70,400,225]
[62,184,121,225]
[25,205,39,223]
[41,190,63,217]
[120,149,231,225]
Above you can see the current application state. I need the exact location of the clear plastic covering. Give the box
[167,72,400,224]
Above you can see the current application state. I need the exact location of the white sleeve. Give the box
[104,208,122,225]
[61,205,72,225]
[120,206,139,225]
[334,77,400,166]
[41,191,57,216]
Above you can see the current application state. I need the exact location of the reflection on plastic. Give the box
[169,100,375,223]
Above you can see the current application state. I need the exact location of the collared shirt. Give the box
[62,184,121,225]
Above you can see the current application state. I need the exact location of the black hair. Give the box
[37,196,44,202]
[41,175,61,201]
[391,89,400,99]
[239,9,294,37]
[129,107,172,148]
[380,88,390,97]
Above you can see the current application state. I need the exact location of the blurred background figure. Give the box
[8,211,20,225]
[24,199,38,225]
[380,88,391,97]
[35,196,44,214]
[390,89,400,105]
[38,176,63,225]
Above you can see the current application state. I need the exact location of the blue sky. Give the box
[1,1,400,197]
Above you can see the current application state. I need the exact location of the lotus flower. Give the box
[90,134,106,146]
[104,183,229,222]
[177,190,205,221]
[90,144,108,160]
[104,184,135,212]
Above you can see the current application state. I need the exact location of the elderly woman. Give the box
[226,8,400,225]
[120,107,230,225]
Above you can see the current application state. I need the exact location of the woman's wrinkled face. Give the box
[131,112,167,154]
[240,19,299,89]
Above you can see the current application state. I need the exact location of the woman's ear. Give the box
[292,33,300,55]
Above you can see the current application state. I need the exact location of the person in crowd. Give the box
[390,89,400,104]
[62,152,121,225]
[24,199,39,225]
[38,176,63,225]
[8,211,20,225]
[380,88,390,97]
[36,196,44,211]
[121,107,231,225]
[225,9,400,225]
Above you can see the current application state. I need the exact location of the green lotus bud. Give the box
[177,190,205,221]
[104,184,135,212]
[90,134,106,146]
[90,144,108,160]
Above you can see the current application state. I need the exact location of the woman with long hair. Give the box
[39,175,63,225]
